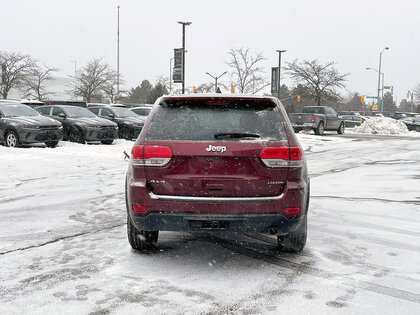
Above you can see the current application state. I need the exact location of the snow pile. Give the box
[352,116,409,135]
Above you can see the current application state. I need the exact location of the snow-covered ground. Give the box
[1,135,420,314]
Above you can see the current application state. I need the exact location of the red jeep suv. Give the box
[125,95,310,253]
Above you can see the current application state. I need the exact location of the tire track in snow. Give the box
[192,232,420,304]
[312,195,420,206]
[0,222,124,255]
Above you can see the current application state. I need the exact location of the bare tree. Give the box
[0,51,36,99]
[196,82,214,93]
[23,65,57,100]
[227,48,269,94]
[285,59,348,106]
[414,84,420,104]
[70,58,116,102]
[102,74,126,103]
[156,75,171,91]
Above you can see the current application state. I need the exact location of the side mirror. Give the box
[58,113,66,118]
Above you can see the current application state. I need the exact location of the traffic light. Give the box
[390,86,393,95]
[231,84,235,94]
[192,86,196,93]
[296,95,301,102]
[360,95,365,103]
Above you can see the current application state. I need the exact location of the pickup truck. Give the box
[288,106,345,135]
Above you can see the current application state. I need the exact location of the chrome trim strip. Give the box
[148,191,284,203]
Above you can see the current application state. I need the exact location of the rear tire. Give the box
[277,215,307,253]
[293,128,302,133]
[101,139,114,145]
[5,131,20,147]
[127,216,158,250]
[314,122,324,135]
[337,122,345,134]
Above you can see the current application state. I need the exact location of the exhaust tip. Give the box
[269,227,278,235]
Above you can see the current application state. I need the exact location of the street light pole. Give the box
[276,50,286,99]
[169,57,174,93]
[178,21,191,94]
[205,71,227,93]
[377,47,389,112]
[117,5,120,99]
[366,67,384,110]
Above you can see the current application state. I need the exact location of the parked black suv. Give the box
[88,107,145,140]
[37,105,118,144]
[0,103,62,147]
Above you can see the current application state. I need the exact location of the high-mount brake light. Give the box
[131,145,172,167]
[260,147,303,168]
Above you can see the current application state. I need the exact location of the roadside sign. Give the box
[366,96,378,99]
[271,67,278,93]
[173,48,183,83]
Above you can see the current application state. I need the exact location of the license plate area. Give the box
[188,220,229,230]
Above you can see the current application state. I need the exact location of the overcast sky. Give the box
[1,0,419,103]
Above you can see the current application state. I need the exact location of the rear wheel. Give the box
[314,122,324,135]
[101,139,114,145]
[45,141,59,148]
[337,122,345,134]
[127,216,158,250]
[293,128,302,133]
[5,131,20,147]
[277,215,307,253]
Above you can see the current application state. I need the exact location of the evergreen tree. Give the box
[382,91,396,111]
[128,80,153,104]
[147,82,169,104]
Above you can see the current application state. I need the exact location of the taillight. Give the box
[260,147,303,168]
[311,115,315,122]
[131,145,172,167]
[285,207,300,214]
[132,205,147,212]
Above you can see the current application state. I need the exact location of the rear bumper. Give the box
[126,177,308,234]
[130,212,304,234]
[291,123,315,128]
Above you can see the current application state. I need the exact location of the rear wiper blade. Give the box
[214,133,260,139]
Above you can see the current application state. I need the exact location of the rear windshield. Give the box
[302,107,325,114]
[146,99,286,141]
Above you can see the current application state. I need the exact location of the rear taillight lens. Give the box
[260,147,303,168]
[285,207,300,214]
[131,145,144,159]
[132,205,147,212]
[131,145,172,167]
[311,115,316,122]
